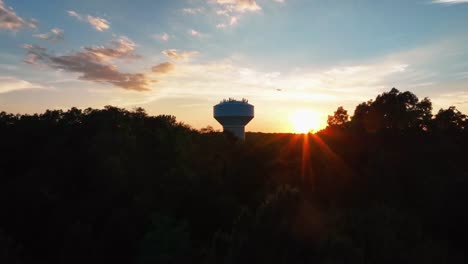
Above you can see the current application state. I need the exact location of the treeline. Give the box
[0,88,467,263]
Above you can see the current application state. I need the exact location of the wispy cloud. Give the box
[215,16,238,29]
[188,28,203,37]
[162,49,199,60]
[182,8,204,14]
[229,16,238,25]
[67,10,81,19]
[216,9,230,16]
[23,37,153,91]
[33,28,64,43]
[87,16,110,31]
[84,36,141,61]
[0,0,37,31]
[151,59,410,103]
[67,10,110,31]
[215,0,261,12]
[152,62,175,74]
[153,32,170,42]
[0,76,43,94]
[432,0,468,4]
[210,0,263,28]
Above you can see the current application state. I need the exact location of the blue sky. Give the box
[1,0,467,132]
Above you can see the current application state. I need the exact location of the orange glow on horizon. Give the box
[290,109,324,134]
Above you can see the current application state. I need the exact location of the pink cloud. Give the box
[0,0,37,31]
[33,28,64,43]
[162,49,199,60]
[23,37,152,91]
[67,10,110,32]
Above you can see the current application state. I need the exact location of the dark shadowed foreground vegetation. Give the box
[1,88,467,263]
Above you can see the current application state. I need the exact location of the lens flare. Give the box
[290,109,321,133]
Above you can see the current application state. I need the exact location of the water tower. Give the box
[214,98,254,140]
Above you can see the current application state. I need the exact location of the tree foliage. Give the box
[327,106,349,128]
[0,88,467,263]
[352,88,433,132]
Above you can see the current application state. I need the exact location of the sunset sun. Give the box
[290,110,322,134]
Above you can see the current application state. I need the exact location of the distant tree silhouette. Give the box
[352,88,432,132]
[434,106,467,131]
[0,88,467,263]
[200,125,217,133]
[327,106,349,128]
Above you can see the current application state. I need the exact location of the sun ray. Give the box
[290,110,322,134]
[301,133,312,185]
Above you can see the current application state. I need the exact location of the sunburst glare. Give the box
[290,109,322,134]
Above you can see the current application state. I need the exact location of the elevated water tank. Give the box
[214,98,254,140]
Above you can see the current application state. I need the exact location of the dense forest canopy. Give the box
[1,88,467,263]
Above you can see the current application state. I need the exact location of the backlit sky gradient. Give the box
[1,0,468,132]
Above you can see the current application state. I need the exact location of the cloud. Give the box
[183,8,204,14]
[87,15,110,31]
[153,32,170,42]
[67,10,110,31]
[216,9,230,16]
[0,76,43,93]
[33,28,64,43]
[23,38,152,91]
[162,49,199,60]
[215,0,261,12]
[149,58,415,108]
[432,0,468,4]
[0,0,37,31]
[229,16,238,25]
[211,0,261,28]
[216,16,238,29]
[188,29,203,37]
[84,36,141,61]
[143,59,417,132]
[67,10,81,19]
[152,62,175,74]
[150,38,468,130]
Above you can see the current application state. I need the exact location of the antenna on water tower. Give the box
[213,98,254,140]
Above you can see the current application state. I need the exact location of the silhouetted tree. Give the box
[327,106,349,128]
[351,88,433,132]
[0,88,467,264]
[200,125,217,133]
[434,106,467,131]
[137,213,191,264]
